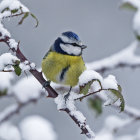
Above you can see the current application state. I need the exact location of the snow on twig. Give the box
[0,96,42,124]
[55,93,95,139]
[0,53,19,71]
[86,41,140,73]
[0,0,29,13]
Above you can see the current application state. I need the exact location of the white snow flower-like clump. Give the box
[79,69,103,86]
[0,53,19,70]
[11,75,44,103]
[0,72,14,90]
[0,122,21,140]
[0,0,29,13]
[20,115,57,140]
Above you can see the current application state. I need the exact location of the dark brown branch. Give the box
[1,70,13,72]
[62,108,94,138]
[4,36,58,98]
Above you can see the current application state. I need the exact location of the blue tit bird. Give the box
[42,31,87,100]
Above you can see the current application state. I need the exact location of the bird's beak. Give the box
[81,45,87,49]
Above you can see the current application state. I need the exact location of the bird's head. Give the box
[53,31,87,56]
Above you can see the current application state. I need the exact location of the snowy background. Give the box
[0,0,140,140]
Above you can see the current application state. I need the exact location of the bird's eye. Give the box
[71,43,78,46]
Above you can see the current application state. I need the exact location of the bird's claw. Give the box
[43,81,50,88]
[64,92,70,104]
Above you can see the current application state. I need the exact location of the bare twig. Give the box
[75,88,108,101]
[1,70,13,72]
[3,12,25,19]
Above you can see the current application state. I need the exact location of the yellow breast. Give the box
[42,51,86,86]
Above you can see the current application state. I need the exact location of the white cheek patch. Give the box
[60,43,81,55]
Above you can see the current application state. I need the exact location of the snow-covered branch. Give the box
[86,41,140,73]
[91,115,138,140]
[0,53,19,72]
[0,97,41,124]
[55,93,95,139]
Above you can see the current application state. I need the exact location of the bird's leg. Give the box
[64,86,72,103]
[43,80,51,88]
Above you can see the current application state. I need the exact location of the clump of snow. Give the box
[0,72,14,90]
[20,60,36,71]
[24,60,29,65]
[103,75,118,90]
[104,115,132,132]
[54,94,66,110]
[0,121,21,140]
[19,61,30,72]
[70,110,86,124]
[54,92,83,110]
[79,70,119,93]
[0,0,29,13]
[65,93,86,124]
[8,39,18,50]
[79,70,103,86]
[11,75,44,103]
[30,62,36,70]
[20,115,57,140]
[0,23,11,39]
[0,53,19,70]
[78,69,121,106]
[79,70,118,90]
[85,125,95,139]
[102,75,119,106]
[0,11,11,19]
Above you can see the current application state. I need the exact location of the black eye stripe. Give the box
[71,43,78,46]
[63,42,80,47]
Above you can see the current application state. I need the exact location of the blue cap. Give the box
[62,31,80,41]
